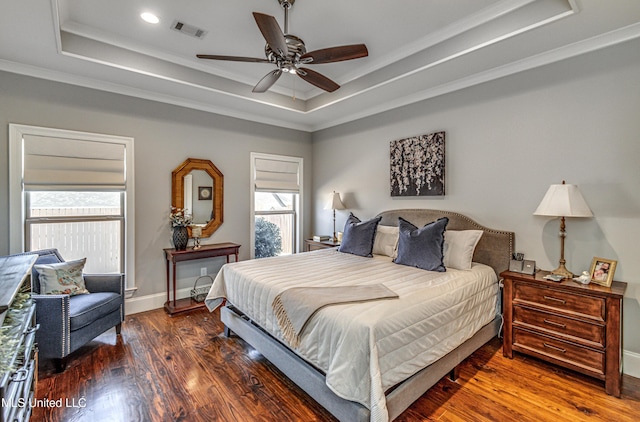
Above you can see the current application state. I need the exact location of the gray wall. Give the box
[311,39,640,354]
[1,37,639,356]
[0,71,312,297]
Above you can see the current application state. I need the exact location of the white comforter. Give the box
[205,248,498,422]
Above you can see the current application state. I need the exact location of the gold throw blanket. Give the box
[272,284,399,348]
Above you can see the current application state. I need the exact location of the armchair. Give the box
[14,249,125,371]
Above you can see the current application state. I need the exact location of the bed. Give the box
[205,209,514,422]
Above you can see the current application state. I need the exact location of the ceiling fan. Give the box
[197,0,368,93]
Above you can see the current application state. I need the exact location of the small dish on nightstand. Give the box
[543,274,564,282]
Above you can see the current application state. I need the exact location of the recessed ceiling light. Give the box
[141,12,159,24]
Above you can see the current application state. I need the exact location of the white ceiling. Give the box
[1,0,640,131]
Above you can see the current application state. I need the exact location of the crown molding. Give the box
[2,19,639,133]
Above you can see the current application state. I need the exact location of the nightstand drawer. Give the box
[514,283,605,322]
[304,239,340,252]
[307,243,329,251]
[513,305,605,348]
[513,328,604,376]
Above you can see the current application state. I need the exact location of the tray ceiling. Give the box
[1,0,640,131]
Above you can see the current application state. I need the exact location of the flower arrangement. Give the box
[169,207,193,227]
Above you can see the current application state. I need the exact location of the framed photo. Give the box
[589,257,617,287]
[198,186,212,200]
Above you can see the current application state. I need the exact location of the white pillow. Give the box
[373,225,399,258]
[443,230,483,270]
[34,258,89,296]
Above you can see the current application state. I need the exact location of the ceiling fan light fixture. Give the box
[197,0,368,94]
[140,12,160,24]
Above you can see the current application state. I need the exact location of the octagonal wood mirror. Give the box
[172,158,223,238]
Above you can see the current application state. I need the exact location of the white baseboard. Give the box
[624,350,640,379]
[125,291,167,315]
[125,284,212,315]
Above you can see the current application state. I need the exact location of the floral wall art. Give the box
[390,131,445,197]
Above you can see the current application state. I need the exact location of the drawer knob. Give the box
[11,368,28,382]
[543,342,567,353]
[543,295,566,304]
[543,319,566,329]
[24,324,40,335]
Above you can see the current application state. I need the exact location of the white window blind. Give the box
[23,135,126,191]
[254,157,300,193]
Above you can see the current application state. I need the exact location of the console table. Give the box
[164,242,240,316]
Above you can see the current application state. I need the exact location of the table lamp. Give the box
[325,191,345,242]
[534,180,593,279]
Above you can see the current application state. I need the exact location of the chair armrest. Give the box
[83,273,125,295]
[32,294,70,359]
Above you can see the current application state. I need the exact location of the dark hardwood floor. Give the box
[34,308,640,421]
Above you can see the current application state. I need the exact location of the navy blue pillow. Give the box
[394,217,449,271]
[338,213,382,257]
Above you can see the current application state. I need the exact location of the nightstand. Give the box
[304,239,340,251]
[501,270,627,397]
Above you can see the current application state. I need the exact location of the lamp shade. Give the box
[325,191,345,210]
[534,183,593,217]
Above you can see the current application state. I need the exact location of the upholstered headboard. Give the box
[376,209,515,277]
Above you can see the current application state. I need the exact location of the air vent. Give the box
[170,20,208,39]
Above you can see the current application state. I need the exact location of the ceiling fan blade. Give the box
[253,12,288,57]
[253,69,283,93]
[197,54,270,63]
[301,44,368,64]
[297,68,340,92]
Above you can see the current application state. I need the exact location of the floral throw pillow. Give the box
[34,258,89,296]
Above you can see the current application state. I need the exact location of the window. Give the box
[9,124,135,292]
[26,191,123,273]
[250,153,302,259]
[255,192,296,257]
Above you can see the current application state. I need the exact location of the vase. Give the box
[173,226,189,251]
